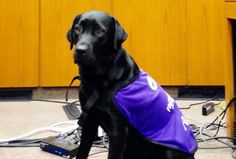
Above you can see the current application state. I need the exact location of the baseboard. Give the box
[0,86,225,100]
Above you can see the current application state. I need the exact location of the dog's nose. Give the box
[76,43,89,55]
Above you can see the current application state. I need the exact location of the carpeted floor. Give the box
[0,99,233,159]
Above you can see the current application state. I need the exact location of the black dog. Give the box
[67,11,197,159]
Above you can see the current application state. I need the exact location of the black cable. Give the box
[198,136,236,142]
[207,96,236,137]
[180,100,208,110]
[0,139,42,145]
[0,86,82,148]
[65,76,80,102]
[196,134,236,151]
[193,97,236,138]
[8,139,42,144]
[187,97,236,153]
[211,97,236,126]
[0,98,81,148]
[0,144,40,147]
[0,145,39,147]
[31,99,70,104]
[197,136,236,146]
[179,98,223,110]
[0,139,42,147]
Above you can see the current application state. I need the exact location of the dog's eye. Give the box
[74,26,82,34]
[96,28,105,35]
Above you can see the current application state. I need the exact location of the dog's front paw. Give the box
[76,156,86,159]
[76,152,88,159]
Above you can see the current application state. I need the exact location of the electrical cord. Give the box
[206,96,236,137]
[31,99,71,104]
[0,97,82,148]
[196,130,236,150]
[0,144,40,147]
[0,98,80,148]
[192,97,236,138]
[198,136,236,143]
[0,139,42,147]
[31,99,81,107]
[184,97,236,155]
[179,98,223,110]
[0,121,78,143]
[2,96,235,157]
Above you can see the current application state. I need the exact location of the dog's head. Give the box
[67,11,127,66]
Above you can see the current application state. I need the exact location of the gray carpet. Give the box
[0,100,233,159]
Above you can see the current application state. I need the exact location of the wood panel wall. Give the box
[40,0,112,86]
[0,0,39,87]
[0,0,225,87]
[113,0,187,85]
[187,0,225,85]
[223,2,236,138]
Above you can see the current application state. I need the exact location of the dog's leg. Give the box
[108,136,127,159]
[76,114,98,159]
[106,115,129,159]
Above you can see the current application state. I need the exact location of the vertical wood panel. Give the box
[0,0,39,87]
[223,3,236,137]
[113,0,187,85]
[160,0,187,85]
[223,20,234,137]
[38,0,227,87]
[187,0,224,85]
[40,0,112,86]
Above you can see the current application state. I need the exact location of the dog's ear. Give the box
[67,15,81,50]
[113,18,127,50]
[66,29,73,44]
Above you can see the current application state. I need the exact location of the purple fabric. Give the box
[114,70,197,153]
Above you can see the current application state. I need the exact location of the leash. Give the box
[78,89,99,127]
[66,75,100,127]
[65,76,80,102]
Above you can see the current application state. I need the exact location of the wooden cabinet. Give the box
[187,0,225,85]
[113,0,187,85]
[39,0,112,86]
[30,0,228,86]
[223,1,236,138]
[0,0,226,87]
[0,0,39,87]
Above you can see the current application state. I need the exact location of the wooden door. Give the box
[187,0,225,85]
[113,0,187,85]
[0,0,39,87]
[39,0,112,86]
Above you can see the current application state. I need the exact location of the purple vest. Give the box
[114,70,197,154]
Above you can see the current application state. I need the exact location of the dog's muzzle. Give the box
[76,43,90,55]
[74,43,95,64]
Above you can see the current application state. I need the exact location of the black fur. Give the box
[67,10,195,159]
